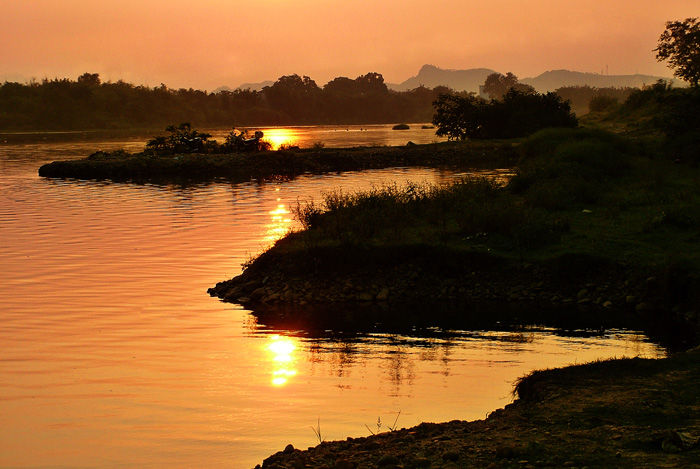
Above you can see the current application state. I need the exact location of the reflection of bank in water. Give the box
[250,301,667,395]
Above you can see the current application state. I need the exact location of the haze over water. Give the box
[0,128,665,467]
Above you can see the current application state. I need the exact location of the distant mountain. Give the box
[388,65,497,92]
[214,66,679,95]
[237,80,275,91]
[521,69,675,92]
[212,81,275,93]
[387,65,676,94]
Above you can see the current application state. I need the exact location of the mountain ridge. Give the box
[226,65,677,94]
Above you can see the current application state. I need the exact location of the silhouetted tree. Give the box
[655,17,700,86]
[482,72,535,100]
[263,74,322,122]
[77,73,101,86]
[432,89,577,140]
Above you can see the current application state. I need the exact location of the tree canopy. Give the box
[432,89,577,140]
[0,72,460,131]
[655,17,700,86]
[482,72,535,100]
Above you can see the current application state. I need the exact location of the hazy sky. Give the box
[1,1,697,90]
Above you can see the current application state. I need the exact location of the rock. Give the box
[224,286,244,300]
[495,444,518,458]
[250,287,267,301]
[242,280,262,292]
[377,454,401,466]
[411,457,431,467]
[661,430,699,453]
[357,292,374,301]
[376,287,390,301]
[443,450,459,461]
[283,443,295,454]
[281,290,293,302]
[625,295,637,304]
[266,292,281,303]
[335,459,355,469]
[635,302,655,312]
[577,288,589,300]
[603,301,614,308]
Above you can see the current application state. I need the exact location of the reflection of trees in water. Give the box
[300,334,474,394]
[249,302,663,394]
[307,340,362,379]
[379,340,416,397]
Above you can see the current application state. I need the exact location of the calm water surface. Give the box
[0,127,665,468]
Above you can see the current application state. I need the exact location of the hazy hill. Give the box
[388,65,497,92]
[387,65,675,93]
[214,81,275,93]
[219,66,677,95]
[521,69,675,92]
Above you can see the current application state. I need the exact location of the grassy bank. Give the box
[210,127,700,343]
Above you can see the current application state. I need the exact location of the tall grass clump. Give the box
[292,177,567,250]
[510,128,633,210]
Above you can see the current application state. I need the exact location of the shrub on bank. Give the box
[293,176,568,251]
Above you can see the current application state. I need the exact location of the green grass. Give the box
[262,127,700,313]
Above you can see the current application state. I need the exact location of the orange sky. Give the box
[1,0,697,90]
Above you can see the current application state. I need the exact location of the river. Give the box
[0,125,665,468]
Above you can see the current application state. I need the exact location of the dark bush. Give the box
[510,128,632,209]
[432,90,577,140]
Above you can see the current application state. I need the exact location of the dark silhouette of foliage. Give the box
[432,90,577,140]
[144,123,272,155]
[588,95,619,113]
[145,123,213,155]
[614,80,700,161]
[655,17,700,86]
[554,85,635,115]
[0,72,459,131]
[482,72,535,100]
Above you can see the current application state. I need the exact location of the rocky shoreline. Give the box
[255,347,700,468]
[208,245,698,346]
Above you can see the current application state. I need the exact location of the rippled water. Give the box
[0,127,665,468]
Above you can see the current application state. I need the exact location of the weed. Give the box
[365,411,401,435]
[310,417,324,444]
[388,411,402,431]
[365,417,382,436]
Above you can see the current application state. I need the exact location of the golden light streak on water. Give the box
[262,128,298,150]
[268,335,299,387]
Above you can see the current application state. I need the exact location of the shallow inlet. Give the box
[0,128,665,468]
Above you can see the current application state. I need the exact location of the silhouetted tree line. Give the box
[0,72,463,131]
[481,72,637,115]
[432,88,578,140]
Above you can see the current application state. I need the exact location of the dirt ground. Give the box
[257,348,700,468]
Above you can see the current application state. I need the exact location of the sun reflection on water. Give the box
[267,335,298,387]
[264,188,294,244]
[263,128,298,150]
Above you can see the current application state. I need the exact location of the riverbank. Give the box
[257,347,700,468]
[209,128,700,345]
[37,140,517,183]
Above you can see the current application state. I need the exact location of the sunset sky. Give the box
[1,1,697,90]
